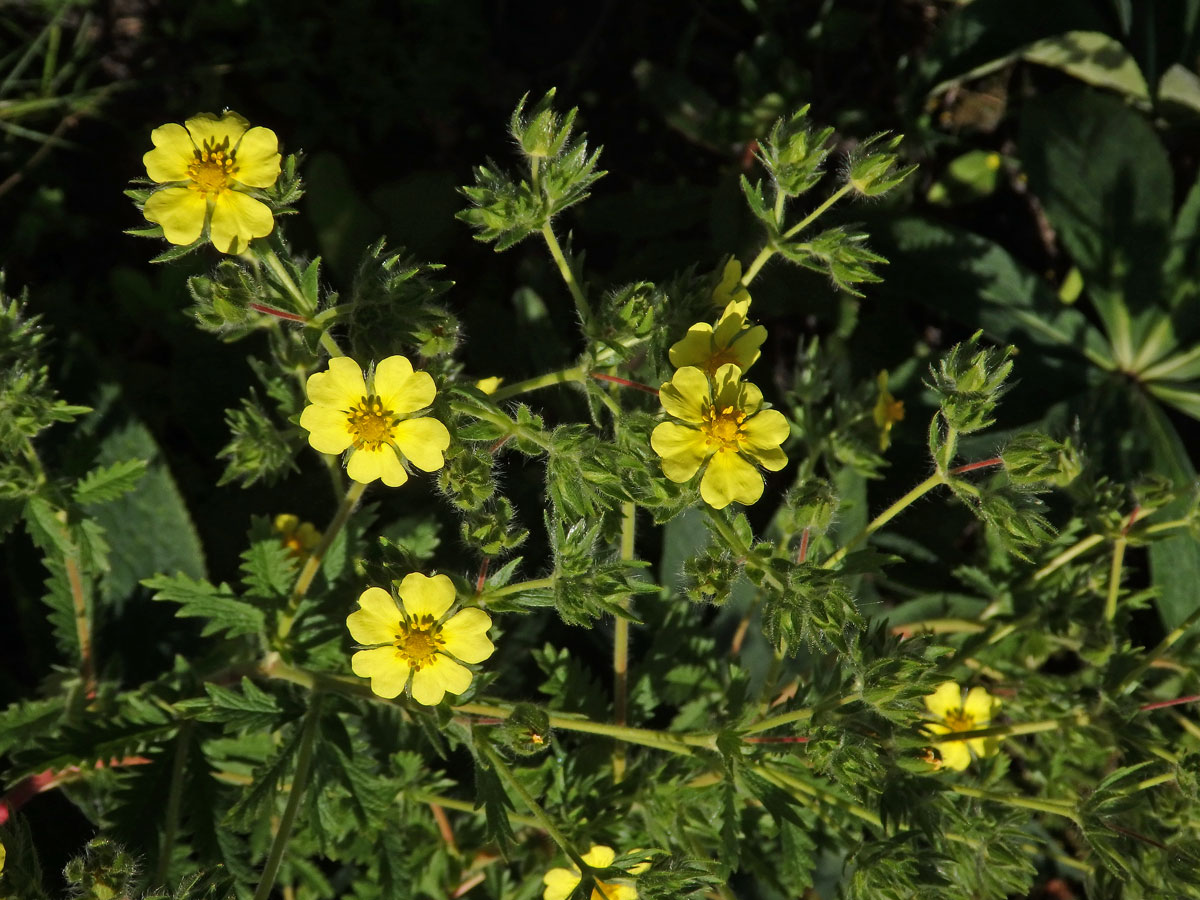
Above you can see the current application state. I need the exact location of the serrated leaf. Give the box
[73,459,148,506]
[143,573,264,639]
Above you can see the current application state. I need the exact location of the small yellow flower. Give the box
[543,845,643,900]
[142,111,282,254]
[872,370,905,451]
[712,258,750,308]
[475,376,504,395]
[299,355,450,487]
[651,364,789,510]
[668,299,767,376]
[923,682,1001,772]
[273,514,321,559]
[346,575,494,706]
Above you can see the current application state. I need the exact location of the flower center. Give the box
[704,348,739,375]
[943,708,975,732]
[701,404,746,448]
[394,616,443,670]
[346,394,398,451]
[187,138,238,195]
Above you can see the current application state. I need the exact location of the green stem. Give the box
[925,716,1084,743]
[757,764,882,828]
[252,695,323,900]
[891,618,986,635]
[541,223,592,329]
[743,245,774,285]
[823,472,944,569]
[317,331,344,358]
[277,480,368,643]
[459,701,709,754]
[1118,602,1200,691]
[489,366,585,402]
[1142,516,1192,536]
[613,501,636,783]
[477,739,586,870]
[449,400,555,452]
[154,720,192,887]
[478,576,556,602]
[1032,534,1104,582]
[742,707,815,736]
[1105,533,1128,622]
[703,507,784,592]
[1133,772,1176,793]
[949,785,1077,821]
[782,184,853,240]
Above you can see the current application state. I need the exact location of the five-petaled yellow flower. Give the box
[300,355,450,487]
[668,298,767,376]
[142,111,281,254]
[273,514,321,560]
[872,370,905,451]
[923,682,1001,772]
[543,845,644,900]
[346,575,494,706]
[651,364,789,509]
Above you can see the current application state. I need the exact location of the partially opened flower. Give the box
[300,355,450,487]
[872,370,905,451]
[711,258,751,308]
[668,299,767,376]
[543,845,644,900]
[346,575,494,706]
[142,111,281,254]
[273,514,321,560]
[923,682,1001,772]
[651,364,789,509]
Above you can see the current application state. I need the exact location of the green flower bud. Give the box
[510,89,576,159]
[846,132,917,197]
[756,105,835,198]
[1002,433,1083,488]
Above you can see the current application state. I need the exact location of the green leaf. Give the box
[1022,31,1149,101]
[1020,87,1173,360]
[73,458,147,506]
[195,678,284,731]
[143,573,265,639]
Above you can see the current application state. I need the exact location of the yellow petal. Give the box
[143,187,206,246]
[346,447,379,484]
[963,686,997,723]
[307,357,367,408]
[184,111,248,149]
[667,324,715,368]
[710,363,748,411]
[650,422,708,483]
[210,190,274,254]
[713,258,749,306]
[711,300,749,346]
[731,324,768,370]
[741,409,790,471]
[233,126,281,188]
[350,647,410,699]
[398,572,455,620]
[582,846,616,868]
[543,867,582,900]
[440,608,494,663]
[299,405,352,454]
[143,123,194,182]
[700,448,763,509]
[966,737,989,758]
[410,654,473,705]
[924,682,962,719]
[603,885,639,900]
[377,446,409,487]
[938,739,971,772]
[393,416,450,472]
[376,360,436,415]
[659,367,709,424]
[347,587,400,645]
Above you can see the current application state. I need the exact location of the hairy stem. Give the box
[252,695,322,900]
[823,472,944,569]
[154,720,192,887]
[488,366,586,402]
[277,480,368,643]
[613,501,636,783]
[541,223,592,329]
[950,785,1077,821]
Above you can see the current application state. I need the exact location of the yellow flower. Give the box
[299,355,450,487]
[668,299,767,376]
[651,364,789,509]
[0,839,5,876]
[346,575,494,705]
[273,514,321,559]
[712,258,750,308]
[543,845,643,900]
[142,111,281,254]
[475,376,504,395]
[923,682,1001,772]
[872,370,905,451]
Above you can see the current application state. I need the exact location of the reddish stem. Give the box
[1139,694,1200,712]
[1122,505,1142,537]
[797,528,810,564]
[589,372,660,396]
[950,457,1004,475]
[0,756,152,824]
[487,434,513,454]
[475,557,490,594]
[248,302,309,323]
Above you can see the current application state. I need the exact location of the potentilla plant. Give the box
[2,91,1200,900]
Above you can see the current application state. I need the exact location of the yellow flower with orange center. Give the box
[543,845,645,900]
[651,364,789,509]
[299,355,450,487]
[142,112,281,254]
[346,574,494,706]
[923,682,1001,771]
